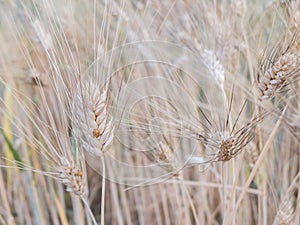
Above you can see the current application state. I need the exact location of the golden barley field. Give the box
[0,0,300,224]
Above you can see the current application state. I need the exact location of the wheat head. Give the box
[74,81,114,157]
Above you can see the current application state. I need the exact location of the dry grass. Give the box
[0,0,300,225]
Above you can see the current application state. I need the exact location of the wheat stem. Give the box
[101,157,106,225]
[82,197,98,225]
[225,103,289,224]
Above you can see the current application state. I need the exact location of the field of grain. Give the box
[0,1,300,224]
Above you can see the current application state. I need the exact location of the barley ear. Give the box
[257,33,300,101]
[74,82,114,157]
[58,158,87,196]
[273,198,295,225]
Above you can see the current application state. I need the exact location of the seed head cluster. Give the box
[58,161,85,196]
[258,52,299,100]
[217,137,236,161]
[74,83,114,157]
